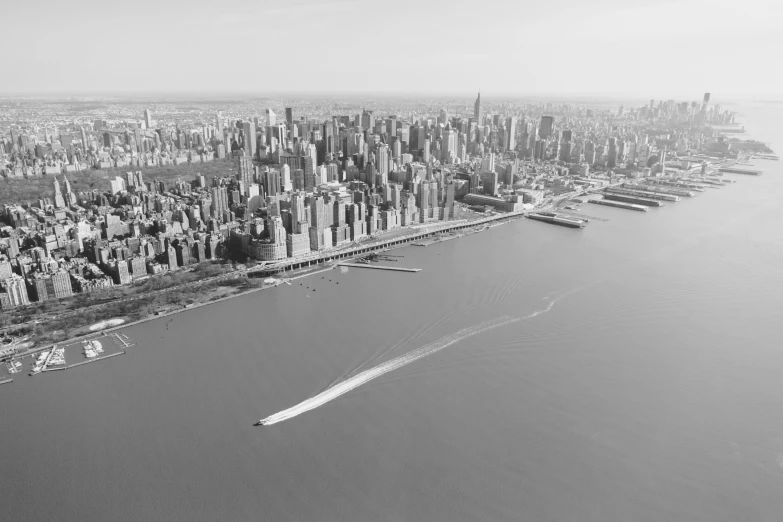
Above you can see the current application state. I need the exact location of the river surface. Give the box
[2,102,783,521]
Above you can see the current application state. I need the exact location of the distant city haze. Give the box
[3,0,782,99]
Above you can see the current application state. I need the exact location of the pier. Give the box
[67,351,125,369]
[719,167,762,176]
[337,263,422,272]
[602,194,666,207]
[589,199,648,212]
[108,333,135,348]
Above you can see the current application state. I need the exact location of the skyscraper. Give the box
[474,92,482,125]
[285,108,293,125]
[266,108,276,126]
[505,116,516,151]
[539,116,554,139]
[242,121,256,157]
[144,109,152,129]
[53,177,66,209]
[237,156,254,194]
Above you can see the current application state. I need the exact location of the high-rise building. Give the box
[285,108,293,125]
[266,108,276,126]
[242,121,256,157]
[237,156,253,194]
[539,116,554,139]
[144,109,152,129]
[505,116,516,151]
[474,92,482,126]
[53,177,66,209]
[263,170,281,197]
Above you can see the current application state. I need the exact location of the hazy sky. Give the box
[3,0,781,99]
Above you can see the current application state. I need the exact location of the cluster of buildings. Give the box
[0,93,735,310]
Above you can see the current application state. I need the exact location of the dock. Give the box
[109,333,135,348]
[606,187,680,202]
[719,167,762,176]
[337,263,421,272]
[602,194,665,207]
[67,351,125,369]
[0,378,12,385]
[589,199,648,212]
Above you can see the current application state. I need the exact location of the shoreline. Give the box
[15,211,525,360]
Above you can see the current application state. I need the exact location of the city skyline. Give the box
[3,0,781,99]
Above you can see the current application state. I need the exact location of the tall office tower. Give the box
[263,169,281,197]
[607,137,618,169]
[474,92,482,125]
[266,108,276,127]
[376,144,390,182]
[242,121,256,157]
[63,175,74,206]
[210,186,229,221]
[52,177,66,209]
[441,127,457,162]
[423,139,431,162]
[505,116,517,151]
[285,108,293,125]
[562,129,573,142]
[539,116,554,139]
[280,164,292,191]
[236,156,254,194]
[81,126,88,151]
[216,112,223,135]
[361,109,374,130]
[291,192,307,234]
[438,109,448,126]
[418,179,431,217]
[480,153,495,173]
[144,109,152,129]
[326,163,339,182]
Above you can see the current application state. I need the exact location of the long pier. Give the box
[337,263,421,273]
[67,351,125,369]
[719,167,762,175]
[589,199,648,212]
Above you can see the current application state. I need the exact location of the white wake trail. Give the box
[256,315,518,426]
[255,289,585,426]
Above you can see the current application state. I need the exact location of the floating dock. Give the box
[109,333,135,348]
[67,351,125,369]
[337,263,421,272]
[719,167,762,175]
[602,194,666,207]
[0,378,12,385]
[589,199,648,212]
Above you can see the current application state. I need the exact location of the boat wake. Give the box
[255,315,518,426]
[255,288,587,426]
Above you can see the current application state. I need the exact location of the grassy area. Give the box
[0,261,256,346]
[728,139,774,154]
[0,159,239,206]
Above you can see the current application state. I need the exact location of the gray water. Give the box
[2,103,783,521]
